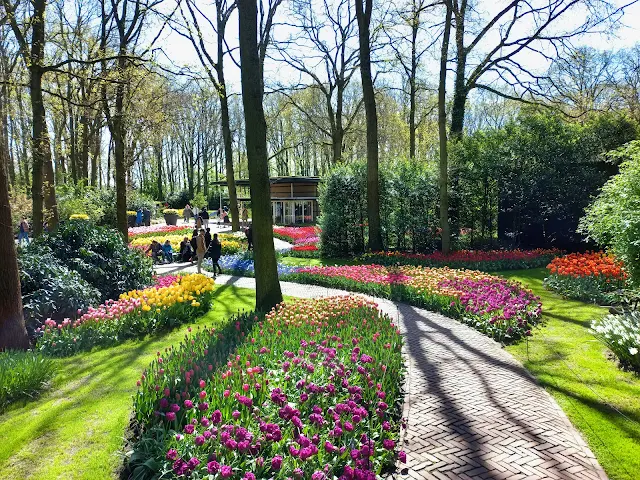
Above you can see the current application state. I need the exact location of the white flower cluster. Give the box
[592,311,640,369]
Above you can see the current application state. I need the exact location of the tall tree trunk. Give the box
[28,0,56,236]
[0,116,29,350]
[80,110,90,183]
[90,114,100,186]
[238,0,282,311]
[155,141,164,200]
[216,43,240,231]
[438,0,452,253]
[450,4,467,141]
[42,121,59,230]
[355,0,382,251]
[409,16,418,160]
[113,54,128,241]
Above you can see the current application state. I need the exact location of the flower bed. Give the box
[282,265,541,342]
[128,225,193,239]
[130,296,404,479]
[360,249,561,271]
[274,226,321,258]
[130,233,243,256]
[273,226,320,245]
[205,254,299,277]
[592,311,640,372]
[36,274,215,356]
[544,252,627,304]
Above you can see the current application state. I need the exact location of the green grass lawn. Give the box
[0,285,257,480]
[502,268,640,480]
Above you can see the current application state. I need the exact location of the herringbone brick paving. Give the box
[156,264,609,479]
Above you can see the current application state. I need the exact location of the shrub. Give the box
[128,297,404,480]
[319,162,370,257]
[282,265,541,343]
[128,225,193,239]
[544,252,627,304]
[36,274,215,357]
[19,247,101,329]
[361,249,560,271]
[32,220,153,302]
[579,141,640,286]
[69,213,90,220]
[592,311,640,372]
[166,189,192,209]
[0,350,55,411]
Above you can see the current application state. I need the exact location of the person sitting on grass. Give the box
[179,237,193,262]
[162,240,173,263]
[146,240,163,263]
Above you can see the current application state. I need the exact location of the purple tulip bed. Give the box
[126,296,405,480]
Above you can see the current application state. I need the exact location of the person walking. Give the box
[196,229,207,273]
[209,233,223,277]
[196,213,203,230]
[245,225,253,251]
[183,204,192,224]
[17,217,30,245]
[136,208,143,227]
[241,207,248,227]
[201,207,209,229]
[204,227,212,250]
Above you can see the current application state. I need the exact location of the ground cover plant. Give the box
[130,296,404,480]
[0,286,257,480]
[282,265,541,342]
[29,220,153,303]
[503,268,640,480]
[36,274,215,357]
[592,311,640,372]
[360,249,560,271]
[0,351,55,412]
[544,252,627,304]
[19,247,102,330]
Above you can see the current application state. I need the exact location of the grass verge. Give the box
[0,285,256,480]
[502,268,640,480]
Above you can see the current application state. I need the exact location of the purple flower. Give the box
[220,465,233,478]
[207,461,220,474]
[166,449,178,460]
[271,455,283,470]
[184,424,195,435]
[195,435,205,446]
[399,451,407,463]
[166,412,176,422]
[184,399,193,409]
[383,439,395,450]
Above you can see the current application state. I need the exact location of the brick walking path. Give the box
[155,265,608,480]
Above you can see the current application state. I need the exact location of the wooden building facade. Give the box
[212,176,321,225]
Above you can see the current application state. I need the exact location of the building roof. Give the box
[210,176,321,187]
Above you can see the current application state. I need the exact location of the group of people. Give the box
[183,205,211,229]
[183,204,250,227]
[135,208,152,227]
[147,227,223,275]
